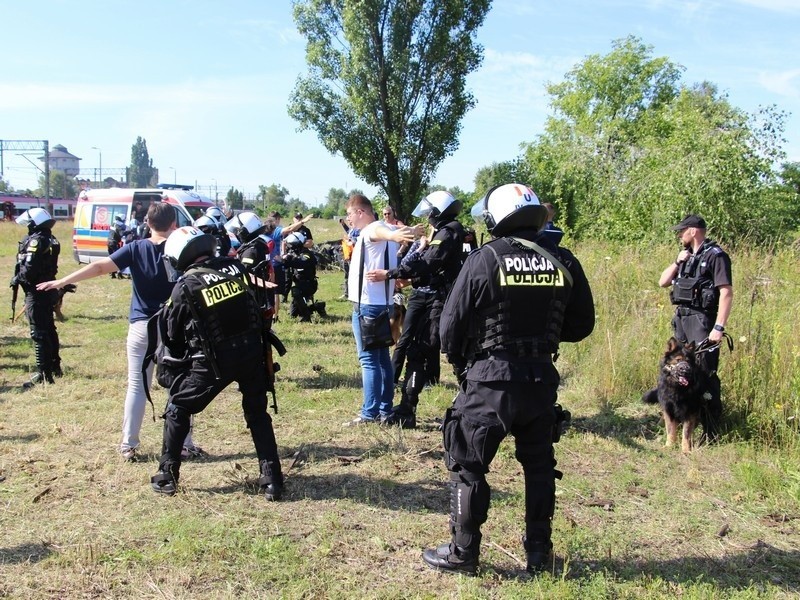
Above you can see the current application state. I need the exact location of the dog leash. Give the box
[695,332,734,356]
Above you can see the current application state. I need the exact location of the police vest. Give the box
[476,237,572,357]
[670,241,721,313]
[181,259,263,358]
[18,230,60,288]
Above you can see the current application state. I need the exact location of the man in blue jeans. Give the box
[344,194,416,426]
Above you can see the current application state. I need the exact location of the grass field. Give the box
[0,219,798,599]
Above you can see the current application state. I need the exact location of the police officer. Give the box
[194,214,232,258]
[150,226,284,500]
[282,231,325,322]
[367,191,465,428]
[108,214,125,278]
[12,208,62,388]
[226,211,276,323]
[422,184,595,575]
[659,214,732,440]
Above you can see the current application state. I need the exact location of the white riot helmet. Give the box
[285,231,306,250]
[225,211,265,243]
[194,214,220,234]
[164,226,217,271]
[205,205,227,224]
[412,190,461,226]
[470,183,548,236]
[16,207,55,230]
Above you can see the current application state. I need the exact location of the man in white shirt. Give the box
[344,194,416,425]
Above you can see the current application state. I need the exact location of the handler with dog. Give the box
[659,214,732,441]
[422,183,595,576]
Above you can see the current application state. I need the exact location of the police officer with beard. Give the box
[12,208,62,388]
[150,226,283,500]
[658,214,732,440]
[422,184,595,576]
[367,191,465,428]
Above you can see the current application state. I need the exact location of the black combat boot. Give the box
[151,463,180,496]
[422,542,479,575]
[22,371,54,390]
[523,536,553,574]
[259,459,284,501]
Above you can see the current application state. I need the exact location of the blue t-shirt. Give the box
[268,225,284,261]
[110,239,175,322]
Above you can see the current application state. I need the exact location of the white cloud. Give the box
[757,69,800,98]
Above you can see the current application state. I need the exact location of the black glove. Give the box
[9,276,18,288]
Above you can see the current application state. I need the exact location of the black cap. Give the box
[672,214,706,230]
[295,212,303,219]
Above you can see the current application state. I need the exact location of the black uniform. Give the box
[282,248,318,322]
[14,227,62,382]
[669,238,732,434]
[437,230,594,568]
[386,220,466,425]
[154,256,282,492]
[236,235,275,321]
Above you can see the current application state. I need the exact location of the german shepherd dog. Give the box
[643,337,709,452]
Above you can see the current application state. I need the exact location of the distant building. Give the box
[41,144,81,177]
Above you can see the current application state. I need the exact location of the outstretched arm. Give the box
[37,257,118,291]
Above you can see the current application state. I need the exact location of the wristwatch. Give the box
[713,324,725,332]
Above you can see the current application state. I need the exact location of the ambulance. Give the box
[72,184,215,263]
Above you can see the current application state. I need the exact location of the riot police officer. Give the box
[12,208,62,388]
[281,231,325,322]
[150,226,284,500]
[194,214,232,258]
[226,211,276,323]
[367,191,466,428]
[422,184,595,575]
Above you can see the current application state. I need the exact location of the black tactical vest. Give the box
[476,237,572,357]
[18,230,60,288]
[181,258,263,358]
[670,241,720,313]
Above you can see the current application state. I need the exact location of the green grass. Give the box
[0,220,799,599]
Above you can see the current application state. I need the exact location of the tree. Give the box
[226,187,245,210]
[37,170,77,200]
[129,137,156,188]
[514,37,792,243]
[289,0,491,221]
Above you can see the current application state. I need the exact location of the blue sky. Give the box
[2,0,798,206]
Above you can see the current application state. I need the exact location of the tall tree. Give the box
[289,0,491,220]
[129,137,156,188]
[516,37,791,243]
[226,187,245,210]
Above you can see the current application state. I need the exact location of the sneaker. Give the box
[181,445,207,460]
[121,448,138,462]
[342,415,377,427]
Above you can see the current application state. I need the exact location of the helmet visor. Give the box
[470,199,487,224]
[411,198,434,219]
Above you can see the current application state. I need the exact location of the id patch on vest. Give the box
[499,255,565,287]
[201,280,245,307]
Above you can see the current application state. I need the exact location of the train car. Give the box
[72,185,215,264]
[0,194,76,220]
